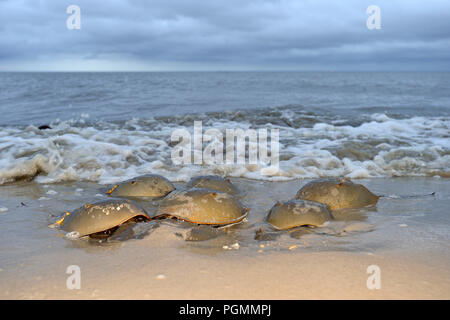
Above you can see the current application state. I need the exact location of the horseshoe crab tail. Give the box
[48,211,71,228]
[379,192,436,199]
[107,185,119,195]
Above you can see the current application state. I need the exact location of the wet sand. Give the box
[0,177,449,299]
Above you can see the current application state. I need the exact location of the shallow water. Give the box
[1,72,449,184]
[0,177,449,299]
[0,178,448,261]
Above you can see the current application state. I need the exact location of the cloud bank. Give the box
[0,0,449,71]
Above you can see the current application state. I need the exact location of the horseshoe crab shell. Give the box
[154,188,249,225]
[107,174,175,198]
[185,175,239,195]
[295,178,379,211]
[57,200,150,238]
[266,199,332,230]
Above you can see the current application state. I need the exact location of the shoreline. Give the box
[0,177,449,299]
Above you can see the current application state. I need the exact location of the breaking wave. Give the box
[0,107,449,184]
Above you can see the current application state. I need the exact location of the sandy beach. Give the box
[1,0,450,303]
[1,177,449,299]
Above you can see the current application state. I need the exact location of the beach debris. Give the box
[51,199,150,238]
[231,242,240,250]
[46,190,58,195]
[223,243,240,250]
[186,175,239,195]
[266,199,332,230]
[289,245,298,251]
[156,274,166,280]
[0,207,8,213]
[154,188,249,226]
[399,224,408,228]
[107,174,175,198]
[295,178,379,210]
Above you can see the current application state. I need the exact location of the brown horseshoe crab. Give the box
[154,188,249,226]
[107,174,175,198]
[295,178,379,210]
[185,175,239,195]
[52,199,150,239]
[266,199,332,230]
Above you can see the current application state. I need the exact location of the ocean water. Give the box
[0,72,449,184]
[1,73,450,299]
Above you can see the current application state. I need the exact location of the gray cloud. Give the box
[0,0,449,71]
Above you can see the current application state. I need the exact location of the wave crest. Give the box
[0,111,449,184]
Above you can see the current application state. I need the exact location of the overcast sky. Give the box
[0,0,449,71]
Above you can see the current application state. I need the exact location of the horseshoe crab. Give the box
[266,199,332,230]
[107,174,175,198]
[154,188,249,226]
[53,200,150,238]
[185,175,239,195]
[295,178,379,211]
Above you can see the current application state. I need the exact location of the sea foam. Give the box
[0,112,448,184]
